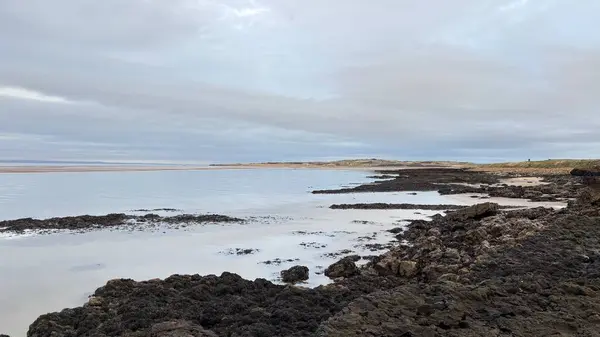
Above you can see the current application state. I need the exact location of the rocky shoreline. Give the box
[329,203,521,210]
[11,168,600,336]
[313,168,578,202]
[0,213,244,235]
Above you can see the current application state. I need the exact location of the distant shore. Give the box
[0,163,444,174]
[0,158,596,174]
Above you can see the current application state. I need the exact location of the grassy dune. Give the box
[211,158,599,175]
[480,159,599,169]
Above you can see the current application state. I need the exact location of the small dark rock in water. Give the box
[0,334,11,337]
[357,243,394,252]
[299,242,327,249]
[351,220,377,225]
[280,265,309,283]
[149,320,218,337]
[292,230,335,237]
[132,208,181,212]
[387,227,403,234]
[220,248,260,256]
[324,256,361,279]
[321,249,355,259]
[259,258,300,265]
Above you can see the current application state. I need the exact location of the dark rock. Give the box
[149,320,218,337]
[28,272,406,337]
[220,248,260,256]
[570,168,600,176]
[259,258,300,266]
[330,203,466,210]
[321,249,355,259]
[313,168,501,194]
[0,213,244,234]
[280,265,309,283]
[387,227,403,234]
[445,202,499,221]
[324,256,360,279]
[299,242,328,249]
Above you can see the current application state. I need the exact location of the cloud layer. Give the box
[1,0,599,163]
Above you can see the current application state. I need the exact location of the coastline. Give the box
[0,164,415,174]
[4,166,600,336]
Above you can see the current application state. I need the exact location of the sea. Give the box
[0,168,563,336]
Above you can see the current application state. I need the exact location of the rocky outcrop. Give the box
[330,203,466,210]
[316,167,580,202]
[319,203,600,336]
[444,202,499,221]
[0,213,244,234]
[27,272,406,337]
[280,265,310,283]
[149,321,218,337]
[324,256,360,279]
[313,168,501,194]
[570,167,600,176]
[367,203,553,281]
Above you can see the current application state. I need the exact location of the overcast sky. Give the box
[0,0,599,163]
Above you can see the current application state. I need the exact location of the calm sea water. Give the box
[0,169,377,220]
[0,168,496,336]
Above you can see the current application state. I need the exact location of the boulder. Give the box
[445,202,499,222]
[397,260,418,278]
[324,256,361,279]
[149,320,218,337]
[570,168,600,177]
[280,265,309,283]
[374,255,418,278]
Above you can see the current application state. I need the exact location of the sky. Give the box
[0,0,599,164]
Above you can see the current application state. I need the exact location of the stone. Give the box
[445,202,499,222]
[280,265,309,283]
[87,296,103,306]
[149,320,218,337]
[324,256,360,279]
[397,260,418,278]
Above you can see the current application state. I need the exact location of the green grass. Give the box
[481,159,600,169]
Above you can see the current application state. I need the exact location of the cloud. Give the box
[0,0,599,162]
[0,86,73,104]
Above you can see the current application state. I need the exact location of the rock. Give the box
[0,213,244,234]
[149,320,218,337]
[374,255,418,279]
[397,260,418,278]
[445,202,499,221]
[280,265,309,283]
[324,256,360,279]
[219,248,260,255]
[87,296,103,306]
[0,334,11,337]
[570,168,600,177]
[576,187,600,206]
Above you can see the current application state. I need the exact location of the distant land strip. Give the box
[0,158,597,174]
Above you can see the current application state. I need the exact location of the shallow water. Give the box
[0,169,565,336]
